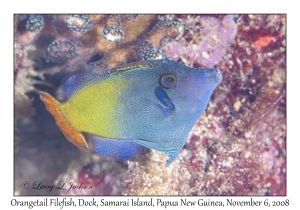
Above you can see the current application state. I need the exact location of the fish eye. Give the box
[159,73,177,89]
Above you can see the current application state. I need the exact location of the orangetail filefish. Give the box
[39,59,222,166]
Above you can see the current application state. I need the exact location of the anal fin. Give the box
[92,136,143,159]
[133,139,182,166]
[39,91,89,152]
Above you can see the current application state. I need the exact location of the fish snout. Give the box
[205,68,223,84]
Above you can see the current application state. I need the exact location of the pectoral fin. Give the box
[155,86,175,117]
[155,87,175,110]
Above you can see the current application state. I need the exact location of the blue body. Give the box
[61,59,222,166]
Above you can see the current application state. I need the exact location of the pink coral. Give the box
[163,15,237,68]
[57,160,128,196]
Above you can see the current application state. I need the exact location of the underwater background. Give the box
[14,14,286,195]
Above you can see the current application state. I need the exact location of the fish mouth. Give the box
[179,67,223,88]
[204,68,223,84]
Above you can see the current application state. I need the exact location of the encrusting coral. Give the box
[123,14,285,196]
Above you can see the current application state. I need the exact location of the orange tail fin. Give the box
[39,91,89,152]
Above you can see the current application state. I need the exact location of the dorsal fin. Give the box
[57,65,108,102]
[112,59,162,72]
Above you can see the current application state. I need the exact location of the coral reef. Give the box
[163,15,237,68]
[56,158,128,195]
[14,14,285,196]
[102,15,142,42]
[124,14,286,195]
[65,15,94,33]
[25,15,44,33]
